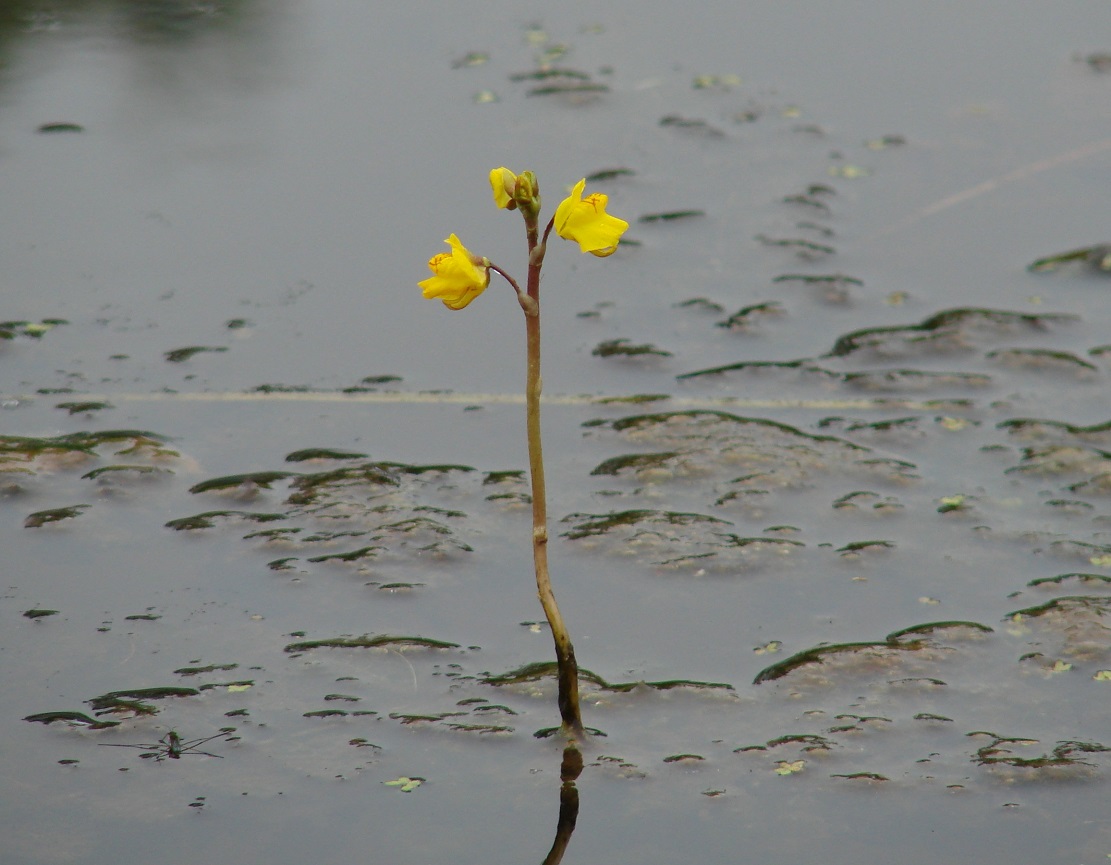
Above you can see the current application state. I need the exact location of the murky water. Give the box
[3,2,1111,863]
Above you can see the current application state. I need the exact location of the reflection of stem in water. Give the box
[541,746,583,865]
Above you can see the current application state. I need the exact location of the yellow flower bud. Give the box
[418,234,490,310]
[490,167,518,210]
[513,170,540,219]
[553,179,629,257]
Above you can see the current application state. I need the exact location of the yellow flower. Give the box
[553,179,629,257]
[418,234,490,310]
[490,167,518,209]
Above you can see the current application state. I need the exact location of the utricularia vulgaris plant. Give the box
[418,168,629,737]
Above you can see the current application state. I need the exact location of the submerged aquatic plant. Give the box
[418,169,629,738]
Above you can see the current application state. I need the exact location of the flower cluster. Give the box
[418,168,628,310]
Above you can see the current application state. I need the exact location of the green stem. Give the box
[523,221,584,739]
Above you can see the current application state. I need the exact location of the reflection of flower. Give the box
[490,167,518,209]
[419,234,490,310]
[554,179,629,257]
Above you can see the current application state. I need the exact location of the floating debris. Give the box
[676,358,833,381]
[2,431,177,479]
[87,687,200,712]
[165,510,286,530]
[986,348,1098,377]
[24,504,89,528]
[843,370,992,392]
[164,346,228,363]
[24,711,119,730]
[451,51,489,69]
[511,68,608,99]
[1077,52,1111,72]
[390,712,464,725]
[1005,595,1111,620]
[864,134,906,150]
[22,609,59,620]
[659,115,725,137]
[383,776,424,792]
[593,394,671,406]
[189,471,296,494]
[560,508,729,540]
[509,67,591,82]
[82,464,171,480]
[973,735,1110,772]
[284,634,461,653]
[755,235,836,259]
[592,339,673,359]
[528,82,610,97]
[753,620,992,684]
[442,722,514,735]
[55,401,113,415]
[884,621,994,641]
[753,640,924,684]
[836,539,895,555]
[0,319,67,339]
[828,164,870,179]
[589,452,687,478]
[482,661,733,694]
[198,680,253,693]
[832,772,889,782]
[639,209,705,223]
[1028,244,1111,274]
[674,297,726,314]
[716,302,785,331]
[585,167,635,182]
[825,307,1077,359]
[998,414,1111,441]
[36,122,84,134]
[174,663,239,676]
[284,448,368,462]
[692,73,742,90]
[1028,572,1111,588]
[775,273,861,288]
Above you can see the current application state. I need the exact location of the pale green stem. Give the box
[490,219,584,738]
[522,221,584,739]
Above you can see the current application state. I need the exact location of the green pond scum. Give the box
[1027,243,1111,274]
[22,608,59,619]
[163,346,228,363]
[283,634,461,653]
[752,620,995,684]
[23,504,89,528]
[591,338,673,359]
[0,318,68,339]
